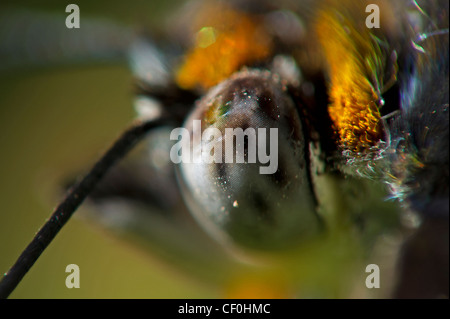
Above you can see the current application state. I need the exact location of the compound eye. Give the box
[175,69,320,250]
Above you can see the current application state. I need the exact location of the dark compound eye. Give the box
[175,69,321,250]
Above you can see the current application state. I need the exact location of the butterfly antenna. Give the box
[0,116,171,298]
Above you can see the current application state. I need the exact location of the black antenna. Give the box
[0,117,170,298]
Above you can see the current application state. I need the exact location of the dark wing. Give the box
[388,0,449,298]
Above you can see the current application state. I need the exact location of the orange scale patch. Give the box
[175,5,272,91]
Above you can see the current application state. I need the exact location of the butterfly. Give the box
[0,0,447,298]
